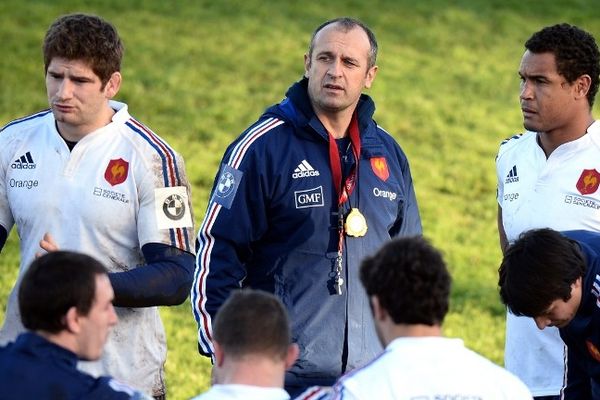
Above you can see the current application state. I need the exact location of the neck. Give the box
[381,323,442,346]
[218,355,286,388]
[37,330,78,354]
[537,114,594,157]
[314,108,355,139]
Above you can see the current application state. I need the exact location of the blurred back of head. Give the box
[213,289,291,361]
[19,251,108,333]
[360,236,451,326]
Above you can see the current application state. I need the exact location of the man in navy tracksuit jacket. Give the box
[191,18,421,396]
[499,229,600,399]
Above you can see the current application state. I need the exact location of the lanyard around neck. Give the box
[327,111,361,206]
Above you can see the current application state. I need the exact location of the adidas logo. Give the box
[11,151,36,170]
[505,165,519,184]
[292,160,320,179]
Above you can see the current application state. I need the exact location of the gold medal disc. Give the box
[345,208,368,237]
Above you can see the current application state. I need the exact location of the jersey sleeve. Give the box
[191,118,278,357]
[136,142,195,255]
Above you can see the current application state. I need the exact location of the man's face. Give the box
[518,50,579,134]
[534,278,582,330]
[304,23,377,122]
[77,274,118,361]
[46,57,120,139]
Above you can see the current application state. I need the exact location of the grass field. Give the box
[1,1,600,398]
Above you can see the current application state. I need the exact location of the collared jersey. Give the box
[192,78,422,394]
[190,384,290,400]
[496,121,600,395]
[0,101,194,396]
[329,337,532,400]
[0,332,152,400]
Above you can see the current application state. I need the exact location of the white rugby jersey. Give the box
[330,337,532,399]
[0,101,194,397]
[496,120,600,396]
[190,384,290,400]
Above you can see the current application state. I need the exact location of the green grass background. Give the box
[1,1,600,398]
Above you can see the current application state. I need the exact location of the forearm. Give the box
[109,243,194,308]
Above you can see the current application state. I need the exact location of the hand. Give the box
[36,232,59,257]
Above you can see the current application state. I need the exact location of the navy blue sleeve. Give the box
[389,146,422,237]
[109,243,194,308]
[0,225,7,252]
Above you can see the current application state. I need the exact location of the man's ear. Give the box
[104,71,122,99]
[284,343,299,369]
[370,295,387,321]
[573,74,591,101]
[304,54,311,78]
[364,65,378,89]
[213,341,225,367]
[64,306,81,334]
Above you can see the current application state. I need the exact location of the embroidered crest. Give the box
[104,158,129,186]
[587,340,600,362]
[370,157,389,182]
[576,169,600,195]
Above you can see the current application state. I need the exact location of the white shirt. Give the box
[496,121,600,395]
[329,337,531,400]
[0,101,194,396]
[190,384,290,400]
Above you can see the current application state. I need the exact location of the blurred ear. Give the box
[104,71,122,99]
[64,306,82,334]
[370,295,387,321]
[213,341,225,367]
[284,343,299,369]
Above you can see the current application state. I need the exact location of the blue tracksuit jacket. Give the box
[191,78,422,394]
[560,230,600,398]
[0,332,148,399]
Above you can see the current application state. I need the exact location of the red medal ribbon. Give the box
[328,111,362,294]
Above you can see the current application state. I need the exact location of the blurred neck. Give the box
[218,354,286,388]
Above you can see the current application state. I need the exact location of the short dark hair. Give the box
[360,236,451,326]
[525,23,600,107]
[43,13,124,86]
[19,251,108,333]
[308,17,378,69]
[498,228,585,318]
[213,289,291,360]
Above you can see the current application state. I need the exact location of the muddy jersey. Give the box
[0,101,194,396]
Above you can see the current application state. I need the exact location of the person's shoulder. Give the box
[498,131,535,150]
[1,109,53,138]
[295,386,332,400]
[89,376,153,399]
[496,131,536,160]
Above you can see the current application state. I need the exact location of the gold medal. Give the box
[344,208,367,237]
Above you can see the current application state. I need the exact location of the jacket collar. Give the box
[281,77,377,141]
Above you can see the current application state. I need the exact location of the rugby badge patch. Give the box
[212,164,243,209]
[576,169,600,195]
[104,158,129,186]
[155,186,193,229]
[370,157,389,182]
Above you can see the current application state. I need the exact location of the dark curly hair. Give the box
[360,236,451,326]
[43,13,123,87]
[526,23,600,107]
[498,228,585,318]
